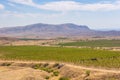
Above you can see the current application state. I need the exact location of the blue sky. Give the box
[0,0,120,30]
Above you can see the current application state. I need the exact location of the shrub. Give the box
[86,70,90,76]
[84,70,91,80]
[47,68,53,73]
[32,64,41,69]
[1,63,12,66]
[45,76,50,79]
[57,64,64,69]
[53,71,59,76]
[59,77,70,80]
[40,67,53,73]
[53,63,59,68]
[53,63,64,69]
[43,63,49,67]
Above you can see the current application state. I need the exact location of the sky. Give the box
[0,0,120,30]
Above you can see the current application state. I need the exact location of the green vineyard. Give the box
[59,40,120,47]
[0,46,120,68]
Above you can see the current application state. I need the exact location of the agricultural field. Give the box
[0,46,120,68]
[59,40,120,47]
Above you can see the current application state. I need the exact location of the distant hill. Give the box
[0,37,18,41]
[0,23,120,39]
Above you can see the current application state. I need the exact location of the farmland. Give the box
[59,40,120,47]
[0,46,120,68]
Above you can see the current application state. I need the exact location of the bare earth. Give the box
[0,60,120,80]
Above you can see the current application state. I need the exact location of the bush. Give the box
[45,76,50,79]
[59,77,70,80]
[32,64,41,69]
[86,70,90,76]
[40,67,53,73]
[53,63,64,69]
[47,68,53,73]
[53,63,59,68]
[1,63,12,66]
[43,63,49,67]
[53,71,59,76]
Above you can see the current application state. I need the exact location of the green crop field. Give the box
[0,46,120,68]
[59,40,120,47]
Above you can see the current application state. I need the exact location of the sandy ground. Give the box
[0,66,49,80]
[0,60,120,80]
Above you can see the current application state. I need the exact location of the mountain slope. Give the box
[0,23,120,39]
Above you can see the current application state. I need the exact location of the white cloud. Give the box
[8,0,120,11]
[1,11,65,18]
[8,0,35,6]
[38,1,80,11]
[0,4,4,10]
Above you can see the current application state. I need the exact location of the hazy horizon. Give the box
[0,0,120,30]
[0,22,120,31]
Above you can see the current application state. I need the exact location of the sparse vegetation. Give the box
[84,70,91,80]
[32,64,54,73]
[1,62,12,66]
[59,77,70,80]
[85,70,90,76]
[45,76,50,80]
[53,63,64,69]
[53,63,60,68]
[32,64,42,69]
[53,71,59,76]
[41,67,54,73]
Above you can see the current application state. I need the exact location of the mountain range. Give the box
[0,23,120,39]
